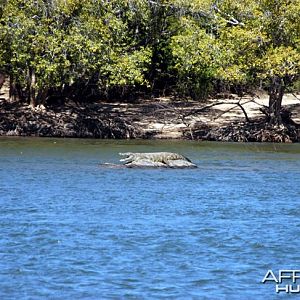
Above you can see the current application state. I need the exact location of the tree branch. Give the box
[212,100,253,122]
[213,4,244,26]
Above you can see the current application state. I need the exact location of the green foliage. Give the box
[216,0,300,84]
[0,0,154,103]
[104,47,152,87]
[0,0,299,107]
[170,16,216,98]
[260,46,300,79]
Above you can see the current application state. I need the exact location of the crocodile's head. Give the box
[119,152,135,164]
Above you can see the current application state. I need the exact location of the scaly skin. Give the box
[119,152,196,168]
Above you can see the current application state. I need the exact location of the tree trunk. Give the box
[268,76,284,126]
[9,74,15,101]
[0,72,5,89]
[9,74,21,102]
[36,87,49,105]
[28,67,37,107]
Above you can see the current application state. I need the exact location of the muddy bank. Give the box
[1,94,300,142]
[189,121,300,143]
[0,100,137,138]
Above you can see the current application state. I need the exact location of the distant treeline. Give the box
[0,0,299,124]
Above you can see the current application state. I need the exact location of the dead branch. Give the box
[212,100,254,121]
[236,102,250,122]
[152,98,258,125]
[292,93,300,101]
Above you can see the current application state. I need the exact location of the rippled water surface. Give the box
[1,138,300,299]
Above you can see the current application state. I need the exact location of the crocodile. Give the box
[119,152,197,168]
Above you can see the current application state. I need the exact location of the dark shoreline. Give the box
[1,99,299,143]
[0,100,137,139]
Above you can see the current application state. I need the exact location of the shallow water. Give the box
[1,137,300,299]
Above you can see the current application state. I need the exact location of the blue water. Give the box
[1,138,300,299]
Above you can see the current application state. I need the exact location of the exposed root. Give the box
[189,121,299,143]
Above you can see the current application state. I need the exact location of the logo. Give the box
[262,270,300,293]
